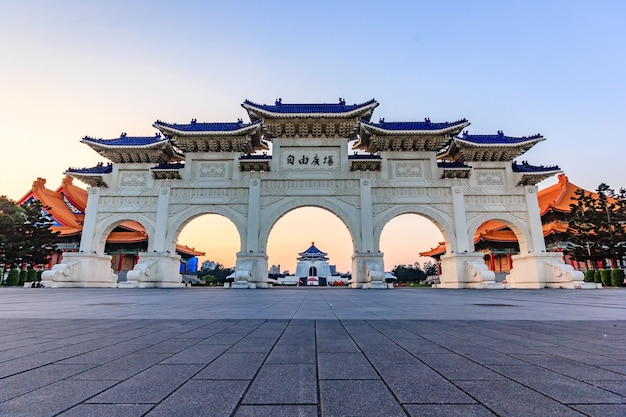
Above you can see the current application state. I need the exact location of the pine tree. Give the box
[19,200,60,267]
[567,184,626,268]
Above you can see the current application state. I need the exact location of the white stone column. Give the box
[79,187,101,253]
[153,187,171,252]
[232,178,268,288]
[246,179,261,252]
[451,186,470,253]
[359,179,374,252]
[524,185,546,253]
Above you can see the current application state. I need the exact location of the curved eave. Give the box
[81,137,172,150]
[64,172,110,188]
[153,121,262,137]
[516,169,562,186]
[361,120,469,136]
[242,101,379,122]
[454,136,544,148]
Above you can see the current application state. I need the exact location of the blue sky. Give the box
[1,1,625,271]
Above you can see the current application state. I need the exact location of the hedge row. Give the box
[585,269,625,287]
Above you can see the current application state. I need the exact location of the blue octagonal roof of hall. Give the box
[298,242,329,259]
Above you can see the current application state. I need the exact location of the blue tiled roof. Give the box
[154,119,260,132]
[437,161,471,169]
[366,118,468,131]
[459,131,543,144]
[66,163,113,174]
[152,162,185,170]
[298,243,328,257]
[243,98,378,114]
[512,161,560,173]
[82,133,166,146]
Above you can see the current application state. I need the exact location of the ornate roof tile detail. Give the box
[153,119,266,153]
[354,118,470,153]
[438,130,545,162]
[242,98,378,119]
[65,163,113,188]
[242,98,379,139]
[81,133,184,164]
[151,162,185,180]
[239,154,271,172]
[348,154,382,172]
[437,161,472,179]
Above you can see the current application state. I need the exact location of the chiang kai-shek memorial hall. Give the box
[43,98,591,289]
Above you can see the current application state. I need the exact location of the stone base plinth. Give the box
[41,253,117,288]
[125,252,182,288]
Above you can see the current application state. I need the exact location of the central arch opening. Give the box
[266,207,353,286]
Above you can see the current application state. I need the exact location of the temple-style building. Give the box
[18,176,204,277]
[294,242,333,286]
[43,97,592,289]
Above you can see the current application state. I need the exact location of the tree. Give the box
[391,263,427,283]
[567,183,626,268]
[0,197,60,268]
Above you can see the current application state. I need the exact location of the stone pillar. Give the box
[152,187,171,252]
[524,186,546,252]
[437,252,499,289]
[41,252,117,288]
[351,252,385,289]
[122,252,182,288]
[233,252,269,288]
[359,178,375,252]
[507,252,593,289]
[79,187,101,253]
[231,179,268,288]
[451,186,470,253]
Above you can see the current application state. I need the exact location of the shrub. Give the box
[18,269,27,285]
[6,269,20,286]
[36,270,43,281]
[583,269,595,283]
[594,270,602,284]
[611,269,625,287]
[600,269,612,287]
[26,269,38,282]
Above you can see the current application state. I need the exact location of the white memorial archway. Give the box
[43,98,591,289]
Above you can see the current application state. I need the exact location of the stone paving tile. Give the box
[510,353,626,381]
[418,353,508,381]
[404,404,497,417]
[229,337,277,353]
[70,353,170,381]
[0,364,92,402]
[456,380,586,417]
[193,352,266,380]
[87,364,203,404]
[234,404,319,417]
[243,363,317,404]
[266,343,316,363]
[320,379,406,417]
[140,337,203,354]
[361,344,420,363]
[318,352,379,379]
[488,364,626,404]
[0,380,115,417]
[160,343,230,364]
[570,404,626,417]
[374,362,476,404]
[146,380,248,417]
[316,337,359,353]
[55,342,145,365]
[57,403,153,417]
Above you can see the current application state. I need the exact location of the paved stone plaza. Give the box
[0,288,624,416]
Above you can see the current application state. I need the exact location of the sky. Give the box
[1,1,625,273]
